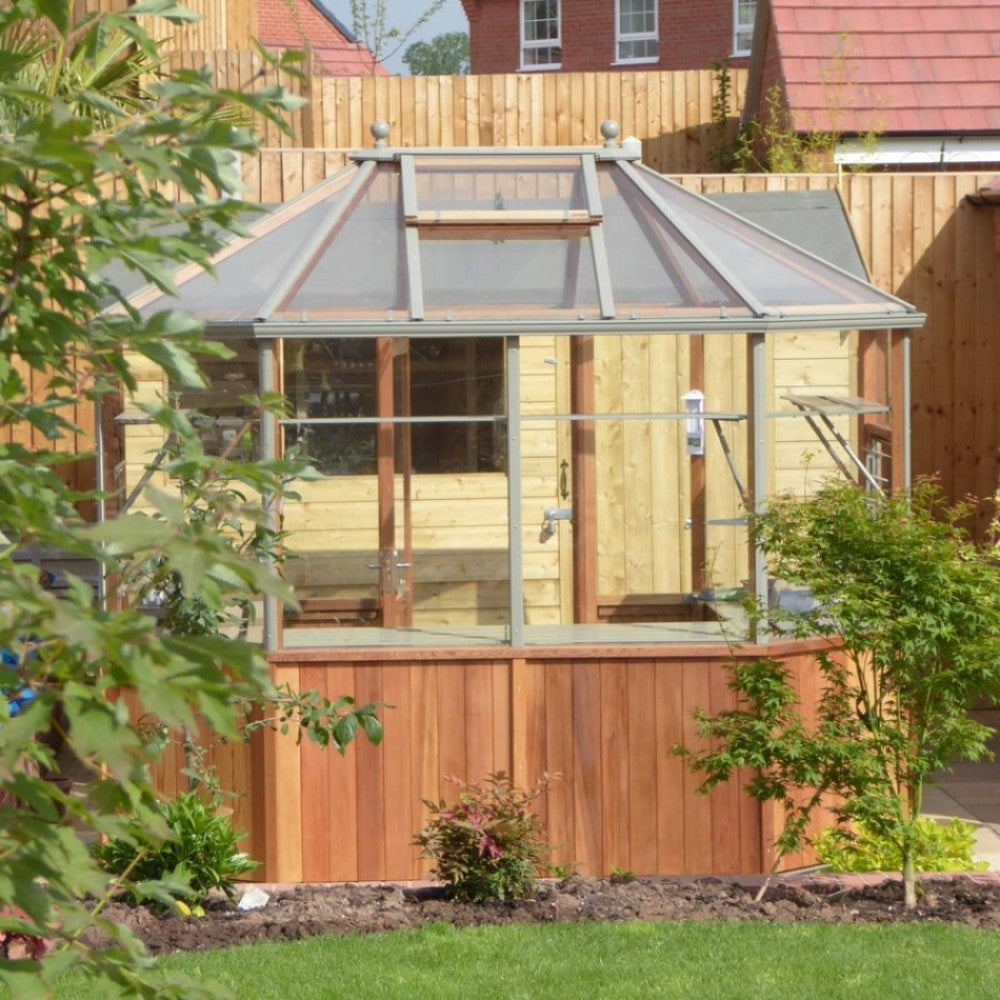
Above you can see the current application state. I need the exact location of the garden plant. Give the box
[414,771,554,902]
[677,481,1000,908]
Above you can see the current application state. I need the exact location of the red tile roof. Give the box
[258,0,388,77]
[765,0,1000,134]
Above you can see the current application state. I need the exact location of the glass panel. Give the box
[583,333,747,636]
[406,338,505,474]
[280,166,404,320]
[283,339,377,475]
[173,340,260,460]
[412,156,586,213]
[598,166,747,312]
[618,38,658,60]
[148,202,332,322]
[638,168,894,308]
[522,45,561,66]
[278,336,510,638]
[619,0,655,34]
[420,235,600,319]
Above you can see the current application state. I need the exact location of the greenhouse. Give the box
[125,121,924,652]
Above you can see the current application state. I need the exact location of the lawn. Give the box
[54,919,1000,1000]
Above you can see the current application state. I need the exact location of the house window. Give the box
[521,0,561,68]
[616,0,658,63]
[733,0,756,56]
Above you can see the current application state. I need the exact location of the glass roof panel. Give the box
[636,167,896,310]
[411,155,587,214]
[132,148,920,334]
[140,200,332,322]
[420,233,601,320]
[598,165,749,314]
[278,165,403,320]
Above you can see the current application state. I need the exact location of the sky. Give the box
[322,1,468,74]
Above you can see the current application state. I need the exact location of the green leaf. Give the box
[0,963,55,1000]
[126,0,202,21]
[87,514,174,554]
[333,712,359,751]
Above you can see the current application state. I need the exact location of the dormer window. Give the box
[616,0,658,64]
[521,0,561,68]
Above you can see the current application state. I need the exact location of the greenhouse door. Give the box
[375,338,413,628]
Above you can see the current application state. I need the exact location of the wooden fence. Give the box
[77,0,255,49]
[166,58,745,162]
[76,4,747,162]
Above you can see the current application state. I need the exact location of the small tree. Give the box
[350,0,447,74]
[677,481,1000,907]
[403,32,470,76]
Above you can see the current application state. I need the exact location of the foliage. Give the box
[95,789,258,909]
[707,60,738,171]
[709,51,882,173]
[403,32,470,76]
[546,859,579,879]
[0,3,381,997]
[349,0,447,74]
[731,83,836,173]
[414,772,554,903]
[127,408,298,638]
[814,818,986,875]
[676,481,1000,907]
[246,684,384,753]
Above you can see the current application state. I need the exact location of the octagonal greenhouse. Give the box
[126,124,925,883]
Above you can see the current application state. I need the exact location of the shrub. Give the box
[95,790,258,908]
[814,818,987,874]
[414,772,554,902]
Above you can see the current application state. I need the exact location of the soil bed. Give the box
[94,874,1000,955]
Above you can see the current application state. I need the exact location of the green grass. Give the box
[54,920,1000,1000]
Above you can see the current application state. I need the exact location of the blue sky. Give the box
[320,1,468,73]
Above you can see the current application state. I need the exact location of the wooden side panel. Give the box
[626,659,659,874]
[154,644,834,883]
[571,659,604,873]
[680,661,715,873]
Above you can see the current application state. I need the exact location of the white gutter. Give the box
[836,135,1000,167]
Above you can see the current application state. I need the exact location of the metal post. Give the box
[259,339,279,652]
[748,333,768,636]
[94,397,107,609]
[902,330,912,490]
[505,336,524,646]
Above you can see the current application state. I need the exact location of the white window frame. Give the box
[615,0,659,65]
[733,0,756,56]
[520,0,562,71]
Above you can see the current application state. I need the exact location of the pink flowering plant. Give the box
[414,772,555,902]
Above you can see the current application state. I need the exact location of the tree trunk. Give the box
[903,850,917,909]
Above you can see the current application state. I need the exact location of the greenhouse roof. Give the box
[134,124,925,337]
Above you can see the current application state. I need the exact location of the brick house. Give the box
[744,0,1000,168]
[256,0,388,75]
[460,0,756,74]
